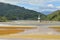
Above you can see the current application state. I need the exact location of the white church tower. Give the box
[38,15,41,22]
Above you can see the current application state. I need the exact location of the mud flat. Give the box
[0,34,60,39]
[0,26,36,35]
[49,26,60,32]
[0,26,37,29]
[0,29,24,35]
[0,20,60,40]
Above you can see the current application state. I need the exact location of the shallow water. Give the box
[0,21,60,40]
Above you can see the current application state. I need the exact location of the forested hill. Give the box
[47,10,60,21]
[0,2,46,21]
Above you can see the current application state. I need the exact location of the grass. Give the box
[49,26,60,32]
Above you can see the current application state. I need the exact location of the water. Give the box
[0,20,60,40]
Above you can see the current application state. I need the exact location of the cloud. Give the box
[0,0,59,6]
[0,0,54,5]
[48,4,54,8]
[0,0,60,14]
[0,0,20,4]
[0,0,59,7]
[56,6,60,9]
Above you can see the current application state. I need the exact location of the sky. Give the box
[0,0,60,14]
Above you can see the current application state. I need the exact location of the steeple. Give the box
[38,15,41,22]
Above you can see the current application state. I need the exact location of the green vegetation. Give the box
[0,2,46,21]
[2,2,60,21]
[47,10,60,21]
[0,16,8,22]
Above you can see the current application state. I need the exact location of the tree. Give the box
[0,16,8,22]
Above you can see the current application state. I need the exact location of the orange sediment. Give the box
[0,26,36,29]
[0,26,36,35]
[0,35,60,39]
[49,26,60,32]
[0,29,24,35]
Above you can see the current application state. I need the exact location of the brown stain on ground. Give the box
[0,26,36,29]
[0,35,60,39]
[0,26,36,35]
[49,27,60,32]
[0,29,24,35]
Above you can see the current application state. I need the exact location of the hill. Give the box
[47,10,60,21]
[0,2,46,21]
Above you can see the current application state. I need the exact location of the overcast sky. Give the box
[0,0,60,14]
